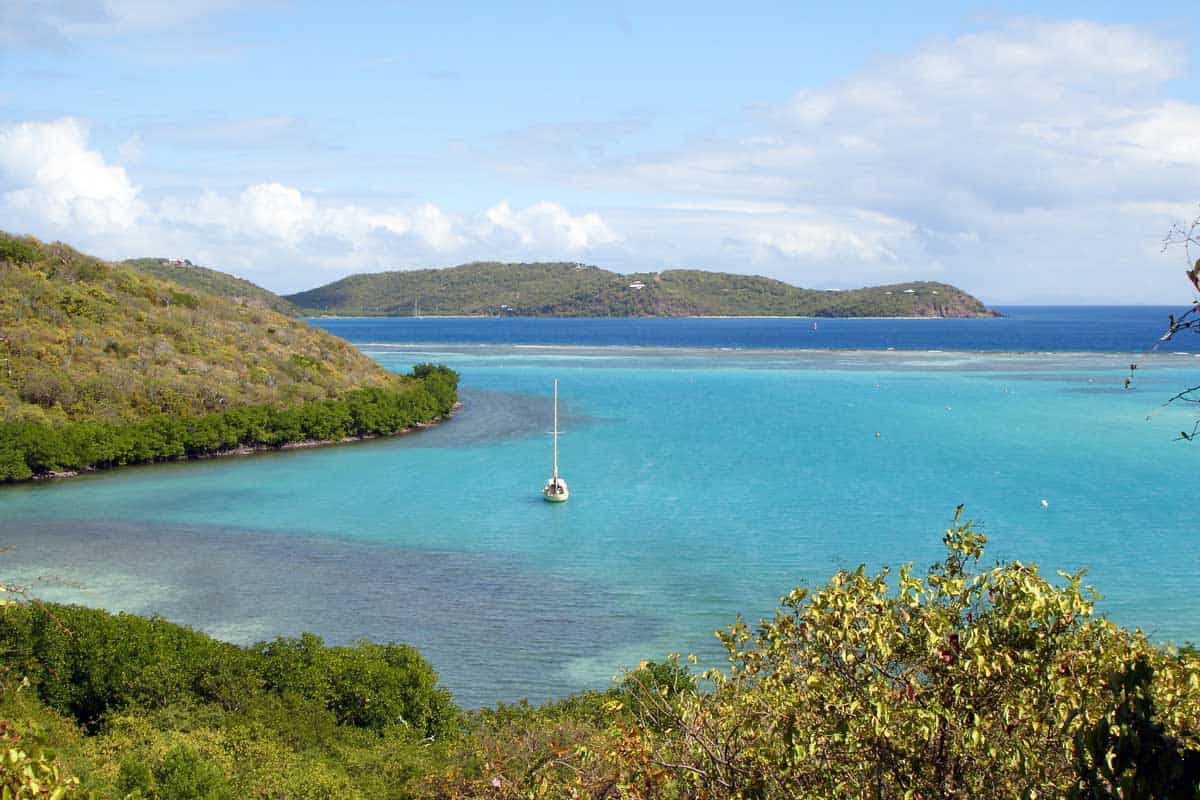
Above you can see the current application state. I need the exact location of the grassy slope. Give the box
[0,232,403,426]
[284,261,997,318]
[124,257,299,315]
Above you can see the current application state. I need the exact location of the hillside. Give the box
[284,262,997,318]
[124,257,299,315]
[0,232,457,480]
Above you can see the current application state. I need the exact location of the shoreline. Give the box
[357,341,1192,359]
[306,312,1000,320]
[28,402,463,483]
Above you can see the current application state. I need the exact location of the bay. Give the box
[2,307,1198,708]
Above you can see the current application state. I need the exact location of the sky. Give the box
[2,1,1199,302]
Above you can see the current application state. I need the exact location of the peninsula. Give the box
[284,262,997,318]
[0,233,457,481]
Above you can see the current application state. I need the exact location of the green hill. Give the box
[284,262,996,318]
[124,257,299,315]
[0,232,457,480]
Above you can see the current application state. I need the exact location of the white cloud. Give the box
[678,18,1194,216]
[0,118,144,232]
[481,201,619,252]
[742,221,907,264]
[4,18,1199,302]
[574,19,1200,301]
[157,187,617,287]
[0,118,622,292]
[1108,102,1200,167]
[161,187,465,256]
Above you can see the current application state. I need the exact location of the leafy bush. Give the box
[0,234,40,265]
[1071,656,1200,799]
[425,510,1200,799]
[1,513,1198,797]
[0,718,80,799]
[0,600,462,796]
[0,365,458,481]
[0,603,459,743]
[121,745,233,800]
[596,509,1200,799]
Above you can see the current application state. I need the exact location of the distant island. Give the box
[121,257,996,319]
[0,233,457,481]
[283,262,998,318]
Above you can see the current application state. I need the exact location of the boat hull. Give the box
[543,478,569,503]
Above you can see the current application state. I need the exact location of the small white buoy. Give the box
[874,431,881,438]
[946,405,952,411]
[1041,499,1049,509]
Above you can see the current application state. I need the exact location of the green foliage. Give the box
[0,235,40,265]
[3,513,1197,799]
[0,365,457,480]
[123,258,298,315]
[284,261,995,318]
[0,603,250,728]
[0,719,79,799]
[121,745,233,800]
[0,231,410,433]
[117,745,233,800]
[593,509,1200,799]
[1071,656,1200,799]
[254,634,459,739]
[0,603,459,741]
[0,601,463,796]
[424,510,1200,800]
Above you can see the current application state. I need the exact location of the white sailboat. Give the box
[543,379,569,502]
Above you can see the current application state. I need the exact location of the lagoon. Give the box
[2,309,1198,708]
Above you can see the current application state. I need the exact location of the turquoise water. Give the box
[3,342,1199,707]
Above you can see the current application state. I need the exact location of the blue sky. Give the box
[2,1,1199,302]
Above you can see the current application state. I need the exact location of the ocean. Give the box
[2,307,1198,708]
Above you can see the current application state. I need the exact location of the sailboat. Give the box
[543,379,569,503]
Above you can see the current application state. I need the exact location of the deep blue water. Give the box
[2,307,1198,708]
[311,306,1191,353]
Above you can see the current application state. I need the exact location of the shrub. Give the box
[0,365,459,480]
[0,235,39,265]
[603,508,1200,799]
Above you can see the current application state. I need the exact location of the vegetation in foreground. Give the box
[284,261,997,318]
[0,233,459,481]
[2,511,1197,798]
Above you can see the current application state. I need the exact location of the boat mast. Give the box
[552,379,559,481]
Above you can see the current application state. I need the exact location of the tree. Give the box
[1071,656,1200,800]
[600,508,1200,799]
[1158,207,1200,439]
[0,720,79,799]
